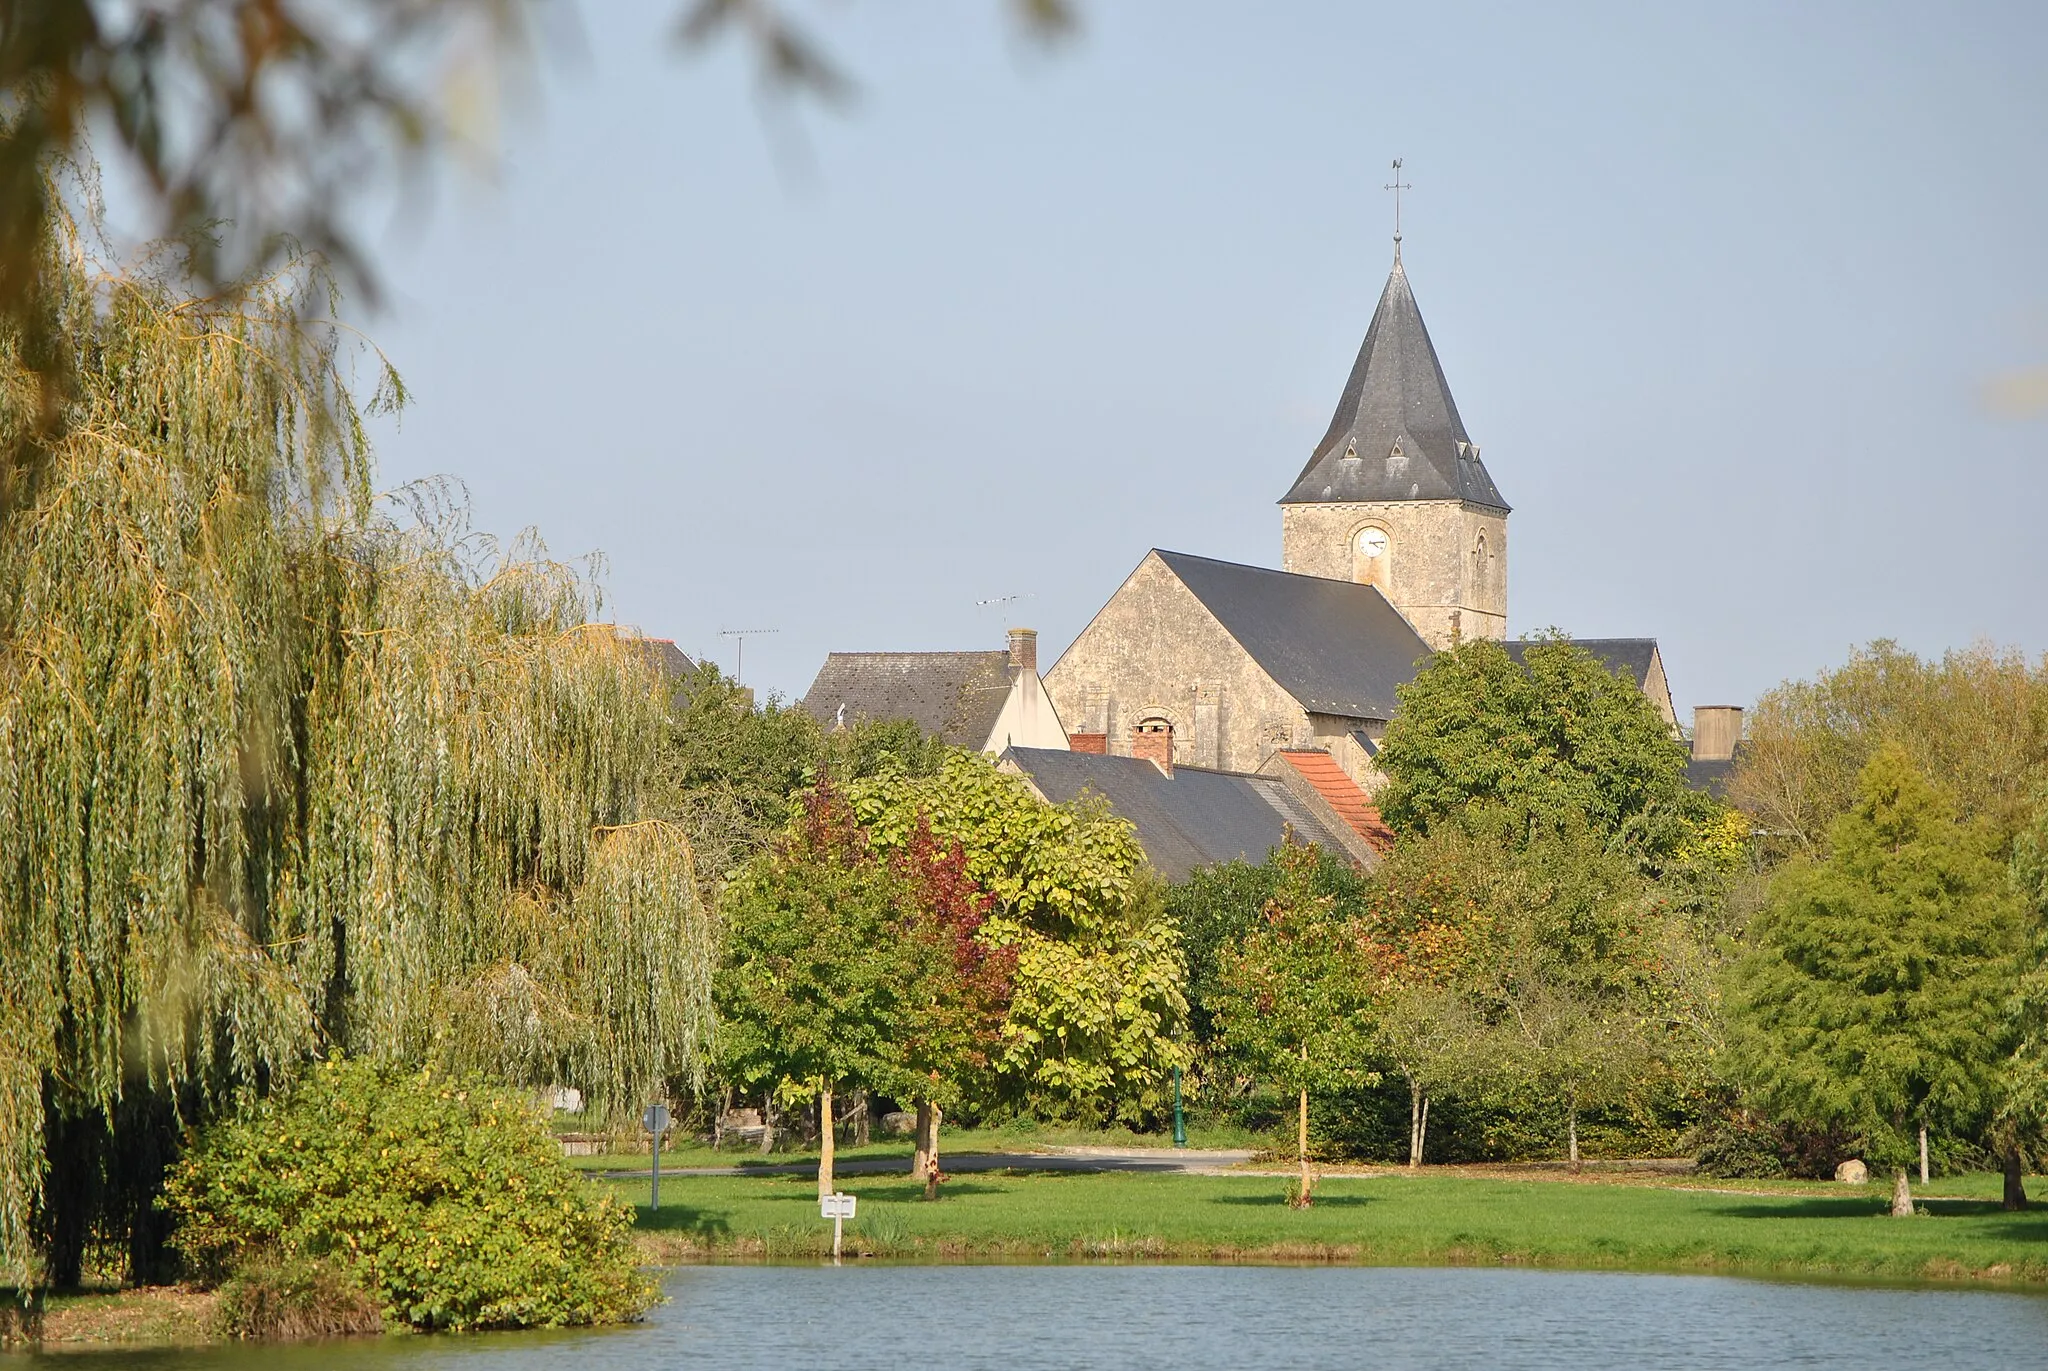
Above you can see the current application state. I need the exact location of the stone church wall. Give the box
[1045,553,1310,775]
[1281,498,1507,650]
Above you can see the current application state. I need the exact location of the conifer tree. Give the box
[1728,744,2026,1215]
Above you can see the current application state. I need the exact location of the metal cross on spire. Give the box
[1384,158,1411,258]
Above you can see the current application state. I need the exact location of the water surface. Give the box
[35,1265,2048,1369]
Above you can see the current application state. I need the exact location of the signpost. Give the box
[642,1103,671,1208]
[820,1191,857,1262]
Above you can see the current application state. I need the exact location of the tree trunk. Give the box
[923,1102,944,1201]
[2003,1148,2029,1211]
[1418,1094,1430,1166]
[852,1089,870,1147]
[1567,1101,1580,1173]
[1918,1123,1929,1184]
[760,1093,776,1155]
[911,1100,934,1180]
[818,1083,836,1199]
[1891,1167,1915,1217]
[1294,1083,1313,1208]
[1407,1078,1422,1171]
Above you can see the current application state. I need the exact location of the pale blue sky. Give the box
[360,0,2048,711]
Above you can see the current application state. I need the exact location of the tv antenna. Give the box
[975,593,1035,616]
[719,627,778,686]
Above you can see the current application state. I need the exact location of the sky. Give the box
[351,0,2048,711]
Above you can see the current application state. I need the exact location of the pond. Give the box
[29,1265,2048,1369]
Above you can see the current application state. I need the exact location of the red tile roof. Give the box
[1276,750,1396,855]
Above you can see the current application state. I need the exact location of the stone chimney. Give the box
[1691,705,1743,762]
[1007,627,1038,676]
[1130,719,1173,775]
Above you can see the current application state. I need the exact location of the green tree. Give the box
[1996,794,2048,1208]
[1207,844,1383,1206]
[1165,848,1373,1049]
[664,666,824,889]
[845,751,1188,1120]
[1461,819,1665,1169]
[0,216,709,1288]
[1728,745,2028,1215]
[1376,635,1704,858]
[1357,829,1493,1167]
[714,786,920,1197]
[1730,640,2048,859]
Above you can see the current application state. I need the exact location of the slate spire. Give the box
[1279,256,1508,510]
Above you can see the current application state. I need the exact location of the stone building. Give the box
[1044,248,1691,790]
[1044,549,1427,786]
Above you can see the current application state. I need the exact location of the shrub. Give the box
[214,1256,384,1340]
[165,1059,654,1332]
[1693,1112,1788,1179]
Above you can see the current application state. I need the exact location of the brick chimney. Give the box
[1007,627,1038,675]
[1130,719,1173,775]
[1691,705,1743,762]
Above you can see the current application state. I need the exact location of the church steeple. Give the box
[1278,250,1511,651]
[1279,256,1508,511]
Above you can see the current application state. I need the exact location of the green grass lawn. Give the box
[610,1167,2048,1287]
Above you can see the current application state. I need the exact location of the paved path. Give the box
[599,1146,1255,1181]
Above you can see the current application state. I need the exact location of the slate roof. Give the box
[1685,757,1738,798]
[1504,638,1658,690]
[1155,550,1431,720]
[800,651,1012,747]
[1281,257,1508,511]
[1002,747,1356,882]
[635,638,698,680]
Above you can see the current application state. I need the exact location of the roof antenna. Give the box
[1384,158,1411,261]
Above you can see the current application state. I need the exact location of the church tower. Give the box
[1279,253,1509,650]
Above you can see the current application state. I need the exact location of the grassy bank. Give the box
[618,1167,2048,1287]
[0,1286,219,1351]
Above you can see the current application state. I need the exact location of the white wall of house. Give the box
[981,669,1070,752]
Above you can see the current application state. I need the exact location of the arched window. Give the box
[1473,533,1488,587]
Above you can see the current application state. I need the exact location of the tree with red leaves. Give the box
[886,819,1017,1197]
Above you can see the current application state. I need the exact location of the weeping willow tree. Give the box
[0,192,712,1287]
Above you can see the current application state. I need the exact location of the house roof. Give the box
[636,638,698,680]
[1504,638,1658,690]
[1002,747,1357,882]
[1685,757,1738,798]
[1273,750,1396,854]
[1155,550,1431,720]
[799,651,1012,747]
[1281,256,1508,511]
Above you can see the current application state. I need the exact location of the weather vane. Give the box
[1384,158,1411,256]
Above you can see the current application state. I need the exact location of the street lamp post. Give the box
[1172,1064,1187,1149]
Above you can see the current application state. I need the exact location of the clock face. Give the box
[1356,528,1389,559]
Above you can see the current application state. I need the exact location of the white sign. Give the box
[820,1193,857,1220]
[642,1103,671,1135]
